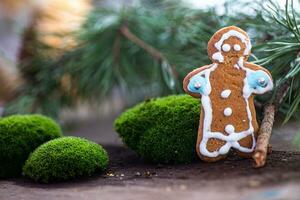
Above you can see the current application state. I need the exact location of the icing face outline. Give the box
[208,29,252,63]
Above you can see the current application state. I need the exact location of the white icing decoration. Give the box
[234,64,240,69]
[234,44,241,51]
[222,44,231,52]
[212,52,224,62]
[225,124,235,134]
[224,107,232,116]
[215,30,251,56]
[221,89,231,98]
[190,28,273,157]
[197,62,256,157]
[218,143,231,154]
[212,30,252,63]
[193,57,273,158]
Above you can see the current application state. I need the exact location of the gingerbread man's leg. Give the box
[236,97,259,158]
[235,135,255,158]
[196,109,228,162]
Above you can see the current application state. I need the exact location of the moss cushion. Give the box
[23,137,109,183]
[0,114,62,178]
[114,95,200,164]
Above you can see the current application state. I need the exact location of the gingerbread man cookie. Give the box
[183,26,273,162]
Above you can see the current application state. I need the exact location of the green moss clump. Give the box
[114,95,200,164]
[0,114,62,178]
[23,137,109,183]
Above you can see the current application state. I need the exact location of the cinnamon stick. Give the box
[253,104,275,167]
[253,79,291,167]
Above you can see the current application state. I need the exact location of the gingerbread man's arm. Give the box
[183,65,212,98]
[245,62,272,78]
[244,62,273,95]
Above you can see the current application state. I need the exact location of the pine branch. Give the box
[7,0,297,118]
[120,25,178,78]
[119,24,181,91]
[113,32,121,65]
[120,25,164,63]
[252,0,300,167]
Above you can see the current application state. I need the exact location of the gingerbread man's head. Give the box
[207,26,251,64]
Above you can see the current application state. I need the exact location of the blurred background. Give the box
[0,0,300,148]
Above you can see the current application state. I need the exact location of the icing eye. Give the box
[234,44,241,51]
[222,44,231,52]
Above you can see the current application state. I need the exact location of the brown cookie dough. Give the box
[183,26,273,162]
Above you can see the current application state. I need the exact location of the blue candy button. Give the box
[187,73,207,95]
